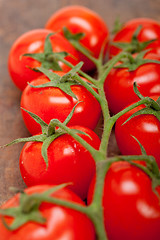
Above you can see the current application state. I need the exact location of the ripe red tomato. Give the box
[20,72,101,135]
[110,18,160,57]
[45,5,109,72]
[115,96,160,167]
[88,161,160,240]
[8,29,80,90]
[0,185,96,240]
[19,126,100,200]
[104,52,160,114]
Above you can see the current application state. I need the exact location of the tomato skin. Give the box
[19,126,100,200]
[110,18,160,57]
[8,29,80,90]
[115,96,160,167]
[88,161,160,240]
[104,52,160,114]
[0,185,96,240]
[45,5,109,72]
[20,72,101,135]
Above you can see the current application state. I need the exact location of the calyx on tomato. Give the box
[114,49,160,71]
[3,103,89,167]
[63,26,85,42]
[123,82,160,124]
[62,27,96,62]
[0,184,72,230]
[112,25,156,54]
[23,33,69,71]
[29,62,96,100]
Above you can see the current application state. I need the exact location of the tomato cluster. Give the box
[1,5,160,240]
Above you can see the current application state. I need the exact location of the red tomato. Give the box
[20,72,101,135]
[0,185,96,240]
[8,29,80,90]
[115,96,160,167]
[88,161,160,240]
[110,18,160,57]
[45,5,109,72]
[104,52,160,114]
[19,126,100,200]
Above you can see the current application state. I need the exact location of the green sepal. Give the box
[112,25,157,54]
[114,50,160,71]
[122,82,160,124]
[41,131,64,167]
[63,27,92,58]
[131,135,147,155]
[23,33,69,71]
[63,26,85,41]
[1,134,46,148]
[111,17,124,35]
[21,108,48,134]
[133,83,160,110]
[123,107,160,125]
[2,101,88,168]
[44,32,55,54]
[151,177,160,199]
[63,102,82,125]
[71,129,92,139]
[0,184,70,231]
[29,62,84,100]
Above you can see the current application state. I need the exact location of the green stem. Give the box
[74,74,101,103]
[70,40,98,65]
[88,160,111,240]
[99,117,115,155]
[53,120,99,159]
[95,53,131,154]
[111,97,150,123]
[33,194,89,214]
[99,51,129,85]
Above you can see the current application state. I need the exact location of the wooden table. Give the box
[0,0,160,205]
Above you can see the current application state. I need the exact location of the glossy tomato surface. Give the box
[45,5,109,72]
[110,18,160,57]
[104,52,160,114]
[88,161,160,240]
[19,126,100,200]
[115,97,160,167]
[21,72,101,135]
[0,185,96,240]
[8,29,80,90]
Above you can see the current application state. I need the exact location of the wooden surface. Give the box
[0,0,160,205]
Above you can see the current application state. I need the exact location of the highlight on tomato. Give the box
[88,161,160,240]
[0,185,96,240]
[45,5,109,72]
[8,29,80,90]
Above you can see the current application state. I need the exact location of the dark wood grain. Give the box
[0,0,160,205]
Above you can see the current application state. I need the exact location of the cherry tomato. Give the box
[88,161,160,240]
[45,5,109,72]
[19,126,100,200]
[110,18,160,57]
[20,72,101,135]
[104,52,160,114]
[0,185,96,240]
[8,29,80,90]
[115,96,160,167]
